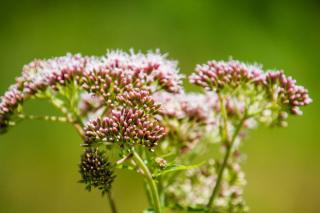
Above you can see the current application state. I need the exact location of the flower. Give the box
[0,86,24,133]
[189,59,312,126]
[84,108,166,150]
[16,53,85,94]
[265,71,312,115]
[153,92,219,153]
[79,148,115,195]
[116,88,161,113]
[153,91,216,124]
[189,59,264,91]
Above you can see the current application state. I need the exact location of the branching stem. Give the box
[207,94,247,210]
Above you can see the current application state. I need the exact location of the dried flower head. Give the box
[84,108,166,150]
[79,148,115,195]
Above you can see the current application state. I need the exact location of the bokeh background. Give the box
[0,0,319,212]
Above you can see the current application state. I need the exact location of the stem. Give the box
[132,150,162,213]
[107,191,118,213]
[17,114,69,123]
[207,94,246,210]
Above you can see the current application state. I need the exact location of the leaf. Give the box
[153,161,205,177]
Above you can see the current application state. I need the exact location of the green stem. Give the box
[207,94,246,210]
[17,114,69,123]
[107,191,118,213]
[132,150,162,213]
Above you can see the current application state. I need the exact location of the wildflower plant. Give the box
[0,50,311,213]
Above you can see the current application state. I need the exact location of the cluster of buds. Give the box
[189,60,264,91]
[0,49,182,135]
[166,159,248,212]
[0,86,24,133]
[116,88,161,114]
[16,54,85,94]
[79,148,115,195]
[190,59,312,126]
[84,108,166,150]
[265,71,312,115]
[16,50,183,96]
[99,49,183,93]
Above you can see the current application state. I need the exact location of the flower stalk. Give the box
[132,150,162,213]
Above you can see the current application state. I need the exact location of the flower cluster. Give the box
[1,49,182,134]
[153,92,219,153]
[0,86,24,133]
[153,92,216,124]
[190,59,312,126]
[166,159,248,212]
[0,51,313,213]
[189,60,264,91]
[17,50,182,96]
[84,108,166,150]
[265,71,312,115]
[79,148,115,195]
[116,88,161,113]
[16,54,85,94]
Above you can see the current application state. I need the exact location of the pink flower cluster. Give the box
[16,50,182,97]
[116,88,160,113]
[84,108,165,149]
[189,60,264,91]
[190,59,312,115]
[265,71,312,115]
[153,92,216,123]
[0,86,24,133]
[16,54,85,94]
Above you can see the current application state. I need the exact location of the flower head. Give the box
[190,59,312,126]
[16,54,85,94]
[265,71,312,115]
[0,86,24,133]
[84,108,166,150]
[79,148,115,195]
[189,59,264,91]
[116,88,161,113]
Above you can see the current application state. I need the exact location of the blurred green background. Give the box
[0,0,319,212]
